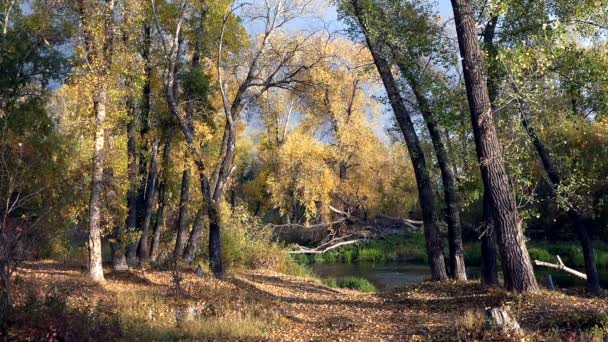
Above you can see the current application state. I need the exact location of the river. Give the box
[310,261,607,290]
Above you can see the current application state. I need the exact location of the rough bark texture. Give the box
[480,15,500,287]
[481,192,499,286]
[138,140,159,266]
[403,72,466,280]
[183,208,205,263]
[125,109,138,266]
[450,0,538,292]
[174,168,191,259]
[88,89,107,282]
[352,0,447,281]
[150,127,174,262]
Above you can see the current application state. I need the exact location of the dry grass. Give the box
[6,260,608,341]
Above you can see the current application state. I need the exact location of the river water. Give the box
[310,261,606,290]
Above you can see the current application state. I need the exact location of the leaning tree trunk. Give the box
[174,168,191,259]
[351,0,447,281]
[479,15,500,286]
[138,140,159,267]
[182,208,205,263]
[404,73,467,280]
[450,0,538,292]
[519,105,600,292]
[150,127,174,263]
[88,88,107,282]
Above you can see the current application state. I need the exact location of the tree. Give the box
[77,0,119,282]
[342,0,448,281]
[449,0,538,292]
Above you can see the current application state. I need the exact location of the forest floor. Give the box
[7,260,608,341]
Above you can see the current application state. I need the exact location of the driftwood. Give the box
[289,238,364,254]
[485,307,522,335]
[534,255,587,280]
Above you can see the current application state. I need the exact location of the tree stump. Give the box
[195,265,204,277]
[485,307,522,335]
[545,274,555,290]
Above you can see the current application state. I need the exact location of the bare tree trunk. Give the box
[138,140,159,267]
[183,208,205,263]
[150,127,174,263]
[450,0,538,292]
[403,72,466,280]
[351,0,447,281]
[207,200,223,279]
[88,88,107,282]
[125,109,138,266]
[174,168,190,259]
[481,192,499,286]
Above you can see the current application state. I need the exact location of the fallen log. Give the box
[534,255,587,280]
[288,239,364,254]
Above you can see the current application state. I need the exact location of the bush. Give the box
[191,205,310,277]
[322,277,376,292]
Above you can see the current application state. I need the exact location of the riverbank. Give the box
[7,260,608,340]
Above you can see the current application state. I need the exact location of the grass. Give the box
[322,277,376,293]
[292,233,428,265]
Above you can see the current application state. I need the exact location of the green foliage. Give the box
[294,233,428,265]
[322,277,376,293]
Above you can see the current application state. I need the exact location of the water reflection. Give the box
[310,262,607,290]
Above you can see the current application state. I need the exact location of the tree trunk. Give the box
[518,104,600,292]
[481,192,499,286]
[351,0,447,281]
[174,168,191,259]
[403,72,466,280]
[182,208,205,263]
[150,128,174,262]
[138,140,159,267]
[207,201,224,279]
[450,0,538,292]
[136,23,153,233]
[88,88,107,282]
[480,15,500,287]
[125,109,138,266]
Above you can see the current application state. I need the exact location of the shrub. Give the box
[322,277,376,292]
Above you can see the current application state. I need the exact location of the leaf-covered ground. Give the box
[8,261,608,341]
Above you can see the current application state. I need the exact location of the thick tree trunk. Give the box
[150,127,174,263]
[450,0,538,292]
[88,89,107,282]
[207,201,224,279]
[138,140,159,267]
[351,0,447,281]
[110,235,128,271]
[481,192,499,286]
[404,73,466,280]
[182,208,205,263]
[174,168,191,259]
[518,106,600,292]
[480,15,500,287]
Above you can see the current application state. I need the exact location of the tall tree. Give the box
[78,0,118,282]
[449,0,538,292]
[344,0,448,281]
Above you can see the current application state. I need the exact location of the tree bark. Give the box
[478,14,500,287]
[138,140,159,267]
[150,127,174,263]
[402,72,467,280]
[481,192,499,286]
[183,208,205,263]
[88,89,107,282]
[174,168,191,259]
[125,108,138,266]
[351,0,447,281]
[450,0,538,292]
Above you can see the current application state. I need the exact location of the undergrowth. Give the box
[322,277,376,293]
